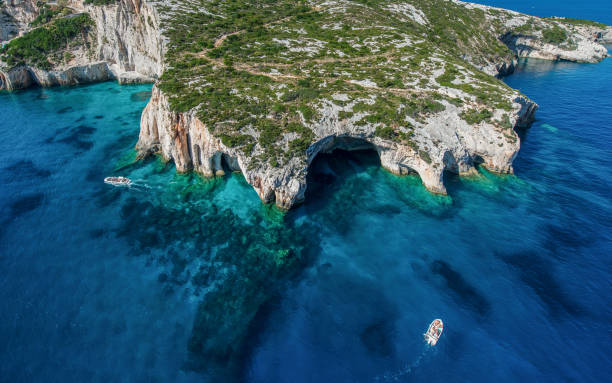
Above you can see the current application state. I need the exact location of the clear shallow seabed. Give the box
[1,49,611,383]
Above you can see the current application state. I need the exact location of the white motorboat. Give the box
[104,176,132,187]
[424,319,443,346]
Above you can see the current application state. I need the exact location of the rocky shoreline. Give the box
[2,0,611,209]
[0,0,163,90]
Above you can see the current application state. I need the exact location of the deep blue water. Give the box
[1,19,612,383]
[470,0,612,25]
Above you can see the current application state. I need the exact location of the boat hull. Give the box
[424,319,443,346]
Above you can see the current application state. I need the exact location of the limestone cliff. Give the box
[462,2,611,66]
[2,0,610,209]
[0,0,39,42]
[0,0,163,90]
[134,0,605,209]
[138,83,537,209]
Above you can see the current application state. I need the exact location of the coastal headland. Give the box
[2,0,611,208]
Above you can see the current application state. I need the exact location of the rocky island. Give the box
[1,0,611,208]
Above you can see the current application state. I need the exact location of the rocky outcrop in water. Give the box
[500,31,609,63]
[138,84,537,209]
[2,0,610,208]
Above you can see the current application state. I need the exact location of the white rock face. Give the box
[0,0,608,208]
[137,86,537,209]
[138,86,309,208]
[0,0,39,42]
[85,0,164,79]
[502,32,609,63]
[0,0,163,90]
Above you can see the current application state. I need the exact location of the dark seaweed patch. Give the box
[7,193,44,221]
[94,187,122,208]
[360,321,395,357]
[544,223,587,250]
[89,228,106,239]
[430,260,490,316]
[500,251,583,317]
[4,160,52,178]
[108,190,319,374]
[54,124,96,151]
[101,133,136,159]
[57,106,73,114]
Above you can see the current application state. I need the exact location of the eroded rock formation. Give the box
[138,82,538,208]
[2,0,611,208]
[0,0,163,90]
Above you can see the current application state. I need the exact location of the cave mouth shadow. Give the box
[303,145,381,206]
[220,152,236,178]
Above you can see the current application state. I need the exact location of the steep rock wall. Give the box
[137,86,537,209]
[83,0,164,79]
[0,0,164,90]
[0,0,39,42]
[137,86,307,209]
[501,32,609,63]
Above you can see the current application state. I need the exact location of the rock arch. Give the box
[290,134,440,207]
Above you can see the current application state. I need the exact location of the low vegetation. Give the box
[545,17,607,29]
[542,25,568,44]
[145,0,539,167]
[30,5,70,27]
[461,108,493,124]
[4,0,578,168]
[83,0,117,5]
[1,14,93,70]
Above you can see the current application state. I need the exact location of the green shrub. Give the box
[545,17,607,29]
[220,134,253,148]
[461,108,493,124]
[542,25,567,44]
[83,0,117,5]
[30,6,62,27]
[419,150,432,164]
[500,114,513,130]
[63,51,74,63]
[375,125,397,140]
[513,22,534,35]
[1,13,93,70]
[436,64,459,87]
[258,120,283,147]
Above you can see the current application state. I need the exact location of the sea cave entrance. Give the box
[304,137,381,206]
[302,136,426,209]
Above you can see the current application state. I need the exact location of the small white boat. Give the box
[424,319,443,346]
[104,176,132,187]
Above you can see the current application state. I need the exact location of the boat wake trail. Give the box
[374,348,429,382]
[129,181,154,190]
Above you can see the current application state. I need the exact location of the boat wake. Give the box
[104,177,161,191]
[374,347,429,382]
[374,319,443,381]
[128,180,155,190]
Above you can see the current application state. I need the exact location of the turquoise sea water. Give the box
[1,15,612,383]
[470,0,612,25]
